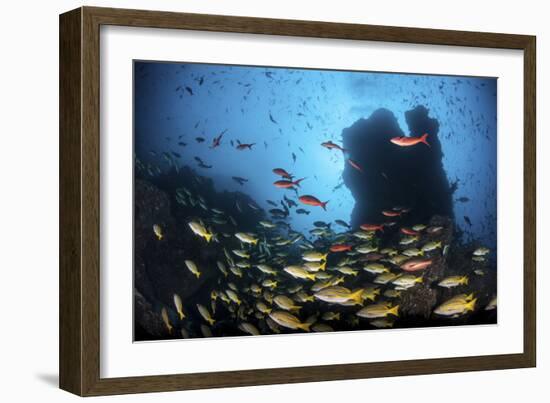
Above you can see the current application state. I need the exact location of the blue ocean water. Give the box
[134,61,497,250]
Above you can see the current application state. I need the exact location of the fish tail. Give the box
[179,312,185,320]
[465,298,477,312]
[204,233,213,243]
[462,276,469,285]
[388,305,400,317]
[307,273,317,281]
[298,322,311,332]
[379,225,384,233]
[320,261,327,271]
[197,272,201,278]
[350,289,364,304]
[421,133,430,147]
[252,239,259,245]
[416,276,424,283]
[208,318,215,326]
[322,253,329,261]
[321,201,329,210]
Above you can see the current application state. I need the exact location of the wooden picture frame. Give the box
[59,6,536,396]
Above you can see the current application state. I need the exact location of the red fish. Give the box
[330,244,353,252]
[272,168,293,179]
[390,133,430,147]
[236,143,255,150]
[401,227,420,236]
[347,158,363,173]
[321,141,346,152]
[210,129,226,148]
[360,223,384,232]
[274,178,305,189]
[299,195,329,210]
[382,210,402,217]
[401,259,432,272]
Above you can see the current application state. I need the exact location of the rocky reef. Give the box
[342,106,454,229]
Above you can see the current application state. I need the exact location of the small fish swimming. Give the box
[188,221,213,242]
[197,303,215,325]
[357,303,399,319]
[235,232,259,245]
[298,195,328,210]
[390,133,430,147]
[173,294,185,320]
[153,224,164,240]
[185,260,201,278]
[268,311,311,331]
[438,275,469,288]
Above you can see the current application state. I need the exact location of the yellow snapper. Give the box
[370,318,395,328]
[239,322,260,336]
[268,311,311,331]
[262,279,278,289]
[161,307,173,333]
[304,261,327,272]
[434,296,477,316]
[392,274,423,289]
[355,244,378,254]
[188,221,213,242]
[374,272,400,285]
[235,232,259,245]
[357,303,399,319]
[438,275,469,288]
[153,224,163,240]
[314,286,364,305]
[256,264,277,275]
[226,289,242,305]
[184,260,201,278]
[337,266,359,276]
[302,251,328,262]
[284,265,317,281]
[402,248,424,257]
[197,303,215,325]
[256,301,272,314]
[173,294,185,320]
[363,263,390,274]
[274,295,301,312]
[421,241,442,252]
[232,249,250,259]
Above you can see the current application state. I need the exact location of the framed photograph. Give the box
[59,6,536,396]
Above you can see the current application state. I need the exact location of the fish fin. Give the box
[421,133,430,147]
[465,298,477,312]
[294,177,306,187]
[349,289,365,304]
[298,322,311,332]
[388,305,400,317]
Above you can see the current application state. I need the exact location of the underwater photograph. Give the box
[133,61,497,341]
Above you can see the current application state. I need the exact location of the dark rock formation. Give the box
[342,106,453,228]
